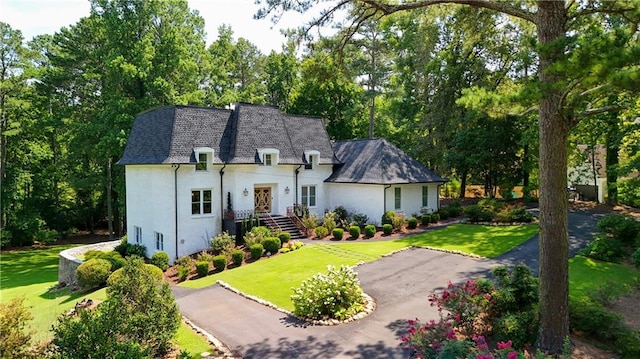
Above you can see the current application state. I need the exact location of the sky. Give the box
[0,0,322,54]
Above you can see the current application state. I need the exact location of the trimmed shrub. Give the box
[597,214,640,245]
[280,247,291,253]
[438,209,450,220]
[333,228,344,240]
[196,251,214,263]
[263,237,282,254]
[508,207,534,223]
[334,205,348,222]
[349,225,361,238]
[85,250,126,271]
[322,212,337,233]
[463,205,494,222]
[430,213,440,223]
[382,224,393,235]
[211,231,235,254]
[77,259,112,289]
[231,250,244,266]
[251,226,272,238]
[212,255,227,271]
[249,244,263,260]
[175,255,194,267]
[291,265,365,320]
[578,234,624,263]
[177,266,190,282]
[150,251,170,271]
[314,226,329,238]
[407,217,418,229]
[108,264,164,287]
[195,261,210,277]
[381,211,396,226]
[421,214,431,225]
[278,232,291,244]
[364,224,376,237]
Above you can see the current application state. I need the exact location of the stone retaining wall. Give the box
[58,240,120,286]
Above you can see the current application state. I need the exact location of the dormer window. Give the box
[196,153,207,171]
[304,150,320,170]
[258,148,279,166]
[194,147,215,171]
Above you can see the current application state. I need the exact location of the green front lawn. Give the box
[569,255,640,302]
[182,224,539,310]
[0,245,214,355]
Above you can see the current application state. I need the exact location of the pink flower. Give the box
[476,354,493,359]
[497,340,512,350]
[507,351,518,359]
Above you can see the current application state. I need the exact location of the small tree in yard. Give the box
[52,257,181,358]
[0,297,34,359]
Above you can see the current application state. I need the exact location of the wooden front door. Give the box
[254,187,271,213]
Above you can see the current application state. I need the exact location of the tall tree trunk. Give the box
[459,170,468,198]
[536,1,570,353]
[605,116,620,205]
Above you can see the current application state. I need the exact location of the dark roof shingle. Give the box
[326,138,447,184]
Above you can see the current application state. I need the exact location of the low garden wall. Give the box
[58,240,120,287]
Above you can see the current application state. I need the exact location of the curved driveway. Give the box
[174,208,600,358]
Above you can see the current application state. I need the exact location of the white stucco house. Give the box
[118,103,446,261]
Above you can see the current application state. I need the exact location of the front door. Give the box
[254,187,271,213]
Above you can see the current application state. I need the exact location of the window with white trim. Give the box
[301,185,316,207]
[155,231,164,250]
[134,226,142,244]
[196,153,207,171]
[264,153,272,166]
[304,150,320,170]
[394,188,402,210]
[258,148,279,165]
[422,186,429,207]
[191,189,212,215]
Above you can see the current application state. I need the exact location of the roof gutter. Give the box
[383,184,391,214]
[294,165,303,206]
[172,164,181,261]
[219,163,227,229]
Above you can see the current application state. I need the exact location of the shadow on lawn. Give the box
[39,285,102,304]
[0,245,75,290]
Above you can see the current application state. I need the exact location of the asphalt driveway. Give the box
[175,208,600,358]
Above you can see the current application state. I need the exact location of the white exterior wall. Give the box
[125,164,221,263]
[386,183,441,217]
[326,183,385,225]
[224,164,296,215]
[297,164,334,217]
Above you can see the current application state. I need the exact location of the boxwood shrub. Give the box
[364,224,376,237]
[431,213,440,223]
[349,225,360,239]
[249,243,263,260]
[333,228,344,240]
[231,249,244,266]
[315,226,329,238]
[77,259,112,289]
[177,265,190,282]
[421,214,431,225]
[407,217,418,229]
[212,255,227,271]
[263,237,282,254]
[150,251,170,271]
[382,224,393,235]
[278,232,291,244]
[195,261,210,277]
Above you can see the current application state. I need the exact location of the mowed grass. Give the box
[569,256,640,302]
[182,224,539,310]
[397,224,539,258]
[0,245,214,355]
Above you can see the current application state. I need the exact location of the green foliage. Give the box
[212,255,227,271]
[508,207,534,223]
[438,209,450,220]
[364,224,376,237]
[333,205,348,222]
[407,217,418,229]
[421,214,432,225]
[114,239,147,258]
[0,297,33,359]
[633,248,640,269]
[301,213,319,230]
[596,214,640,246]
[263,237,282,254]
[107,264,163,287]
[150,251,170,271]
[76,258,112,289]
[35,228,60,244]
[177,266,190,282]
[351,212,369,227]
[323,211,337,233]
[175,255,194,267]
[430,213,440,223]
[579,233,625,263]
[54,257,181,358]
[85,250,126,271]
[381,211,396,226]
[332,228,344,240]
[314,226,329,238]
[291,265,365,320]
[619,178,640,208]
[195,261,210,277]
[278,232,291,243]
[211,231,235,254]
[231,249,244,265]
[249,244,263,260]
[349,225,361,238]
[463,205,494,223]
[244,226,271,247]
[382,224,393,235]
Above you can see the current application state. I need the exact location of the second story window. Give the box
[264,153,272,166]
[196,153,207,171]
[192,189,212,215]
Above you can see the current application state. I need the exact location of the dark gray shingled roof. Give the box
[118,103,341,165]
[326,138,447,184]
